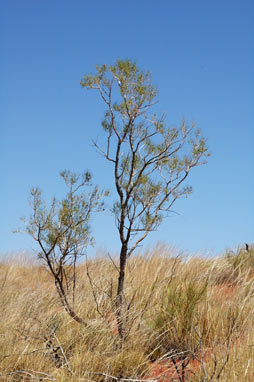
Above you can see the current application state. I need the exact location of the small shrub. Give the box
[148,277,208,358]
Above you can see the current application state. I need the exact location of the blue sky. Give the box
[1,0,253,257]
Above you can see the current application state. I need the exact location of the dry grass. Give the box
[0,244,253,381]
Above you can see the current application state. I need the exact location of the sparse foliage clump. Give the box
[150,278,208,357]
[20,170,107,324]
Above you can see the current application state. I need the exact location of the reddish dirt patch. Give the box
[105,311,118,335]
[148,358,183,381]
[145,338,245,381]
[145,349,215,382]
[212,283,237,299]
[146,357,202,381]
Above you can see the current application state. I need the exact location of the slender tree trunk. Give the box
[55,279,85,325]
[116,242,128,339]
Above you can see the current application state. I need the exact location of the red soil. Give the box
[212,282,237,299]
[105,311,119,335]
[146,356,203,381]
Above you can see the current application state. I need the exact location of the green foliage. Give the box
[150,278,208,355]
[19,171,107,323]
[22,170,105,264]
[81,59,210,257]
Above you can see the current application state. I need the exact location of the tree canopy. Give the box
[81,59,209,257]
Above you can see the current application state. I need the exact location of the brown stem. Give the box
[115,242,128,339]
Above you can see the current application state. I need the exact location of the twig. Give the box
[86,255,104,318]
[216,337,230,379]
[194,326,208,381]
[0,348,45,363]
[5,369,56,380]
[53,333,72,374]
[107,252,120,273]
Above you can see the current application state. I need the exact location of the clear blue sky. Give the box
[1,0,253,257]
